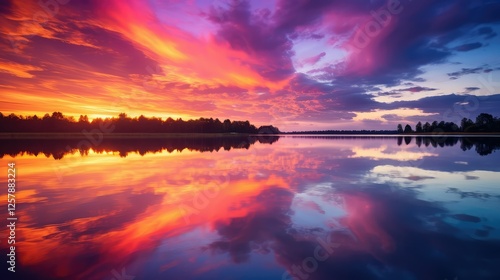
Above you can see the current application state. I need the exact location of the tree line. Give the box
[287,130,396,135]
[0,112,276,134]
[397,113,500,133]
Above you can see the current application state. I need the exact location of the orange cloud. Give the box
[0,60,42,78]
[96,0,290,91]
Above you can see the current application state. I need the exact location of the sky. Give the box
[0,0,500,131]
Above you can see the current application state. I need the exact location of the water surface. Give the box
[1,136,500,280]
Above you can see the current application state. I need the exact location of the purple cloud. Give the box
[398,86,437,93]
[301,52,326,66]
[464,87,481,93]
[477,26,497,39]
[454,42,483,52]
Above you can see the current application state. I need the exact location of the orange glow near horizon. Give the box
[0,141,301,279]
[0,0,293,128]
[1,0,497,132]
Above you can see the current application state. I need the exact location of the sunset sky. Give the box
[1,0,500,131]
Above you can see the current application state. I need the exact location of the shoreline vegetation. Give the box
[287,113,500,136]
[0,112,280,135]
[1,112,499,138]
[284,132,500,136]
[396,113,500,134]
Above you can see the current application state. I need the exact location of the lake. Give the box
[1,136,500,280]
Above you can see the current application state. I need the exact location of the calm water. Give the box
[1,136,500,280]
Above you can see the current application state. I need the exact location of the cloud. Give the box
[386,94,500,117]
[377,91,402,97]
[477,26,497,39]
[1,0,500,130]
[450,213,481,223]
[375,86,437,98]
[380,114,400,121]
[0,60,42,78]
[447,66,491,79]
[330,0,500,86]
[463,87,480,93]
[397,86,437,93]
[206,0,296,81]
[453,42,483,52]
[301,52,326,66]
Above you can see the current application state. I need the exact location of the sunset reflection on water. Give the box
[1,136,500,280]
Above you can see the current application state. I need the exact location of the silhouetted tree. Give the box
[475,113,495,132]
[476,113,494,126]
[438,121,445,130]
[78,115,89,123]
[51,112,64,120]
[397,124,403,133]
[404,124,413,133]
[423,122,431,132]
[431,121,438,131]
[416,121,423,133]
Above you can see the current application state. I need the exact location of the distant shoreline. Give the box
[278,133,500,138]
[0,133,262,139]
[396,132,500,136]
[1,132,500,139]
